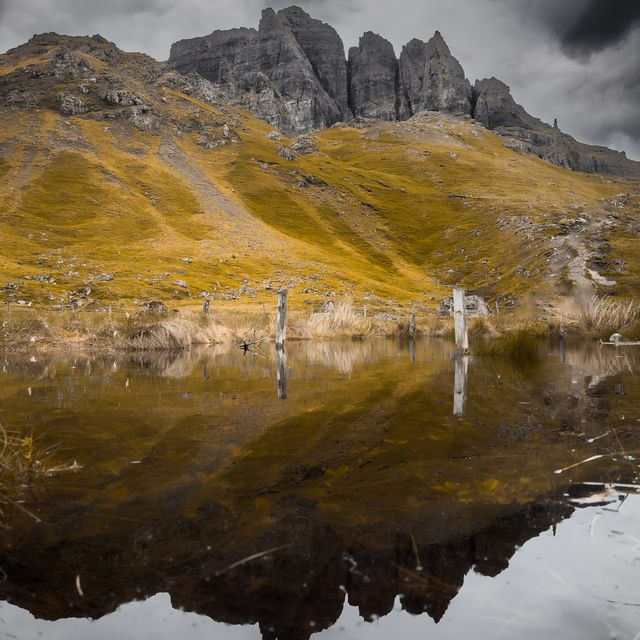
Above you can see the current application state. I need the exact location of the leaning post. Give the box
[276,289,288,350]
[453,288,469,354]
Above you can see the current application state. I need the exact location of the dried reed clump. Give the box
[0,313,51,350]
[302,299,373,338]
[115,313,229,350]
[578,297,639,337]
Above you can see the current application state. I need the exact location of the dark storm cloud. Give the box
[512,0,640,56]
[560,0,640,56]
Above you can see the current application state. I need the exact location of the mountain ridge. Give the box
[169,5,640,180]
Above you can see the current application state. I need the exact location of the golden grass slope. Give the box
[0,35,638,316]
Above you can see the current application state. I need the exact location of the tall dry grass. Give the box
[300,299,373,338]
[110,312,230,351]
[0,313,51,350]
[577,297,639,338]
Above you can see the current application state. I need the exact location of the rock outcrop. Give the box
[348,32,398,120]
[169,7,346,132]
[0,33,162,131]
[473,77,531,130]
[399,32,472,119]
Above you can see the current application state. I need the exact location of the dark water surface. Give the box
[0,339,639,639]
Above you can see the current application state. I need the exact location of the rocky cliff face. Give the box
[348,32,398,120]
[170,15,473,130]
[473,77,531,130]
[276,6,349,119]
[399,32,472,119]
[170,7,346,132]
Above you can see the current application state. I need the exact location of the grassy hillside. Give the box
[1,34,638,319]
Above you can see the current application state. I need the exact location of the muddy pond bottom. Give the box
[0,338,639,639]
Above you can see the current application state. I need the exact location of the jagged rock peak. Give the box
[275,5,349,118]
[168,8,476,129]
[473,77,640,178]
[398,29,472,118]
[169,6,342,133]
[473,77,532,129]
[258,7,283,31]
[348,32,398,121]
[427,30,449,52]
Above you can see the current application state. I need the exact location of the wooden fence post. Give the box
[276,290,288,349]
[453,288,469,353]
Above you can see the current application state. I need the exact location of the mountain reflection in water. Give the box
[0,338,638,639]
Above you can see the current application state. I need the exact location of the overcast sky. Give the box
[1,0,639,159]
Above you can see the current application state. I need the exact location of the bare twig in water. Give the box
[75,574,84,597]
[236,337,265,352]
[410,533,423,571]
[586,432,610,444]
[215,544,293,576]
[554,455,605,475]
[0,491,42,522]
[236,326,266,355]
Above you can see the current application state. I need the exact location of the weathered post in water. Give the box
[453,288,469,353]
[409,303,416,339]
[276,290,288,350]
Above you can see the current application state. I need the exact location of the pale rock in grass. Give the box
[278,146,297,161]
[57,92,86,115]
[290,135,318,155]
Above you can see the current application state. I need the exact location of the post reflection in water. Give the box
[453,354,469,416]
[0,338,638,640]
[276,346,287,400]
